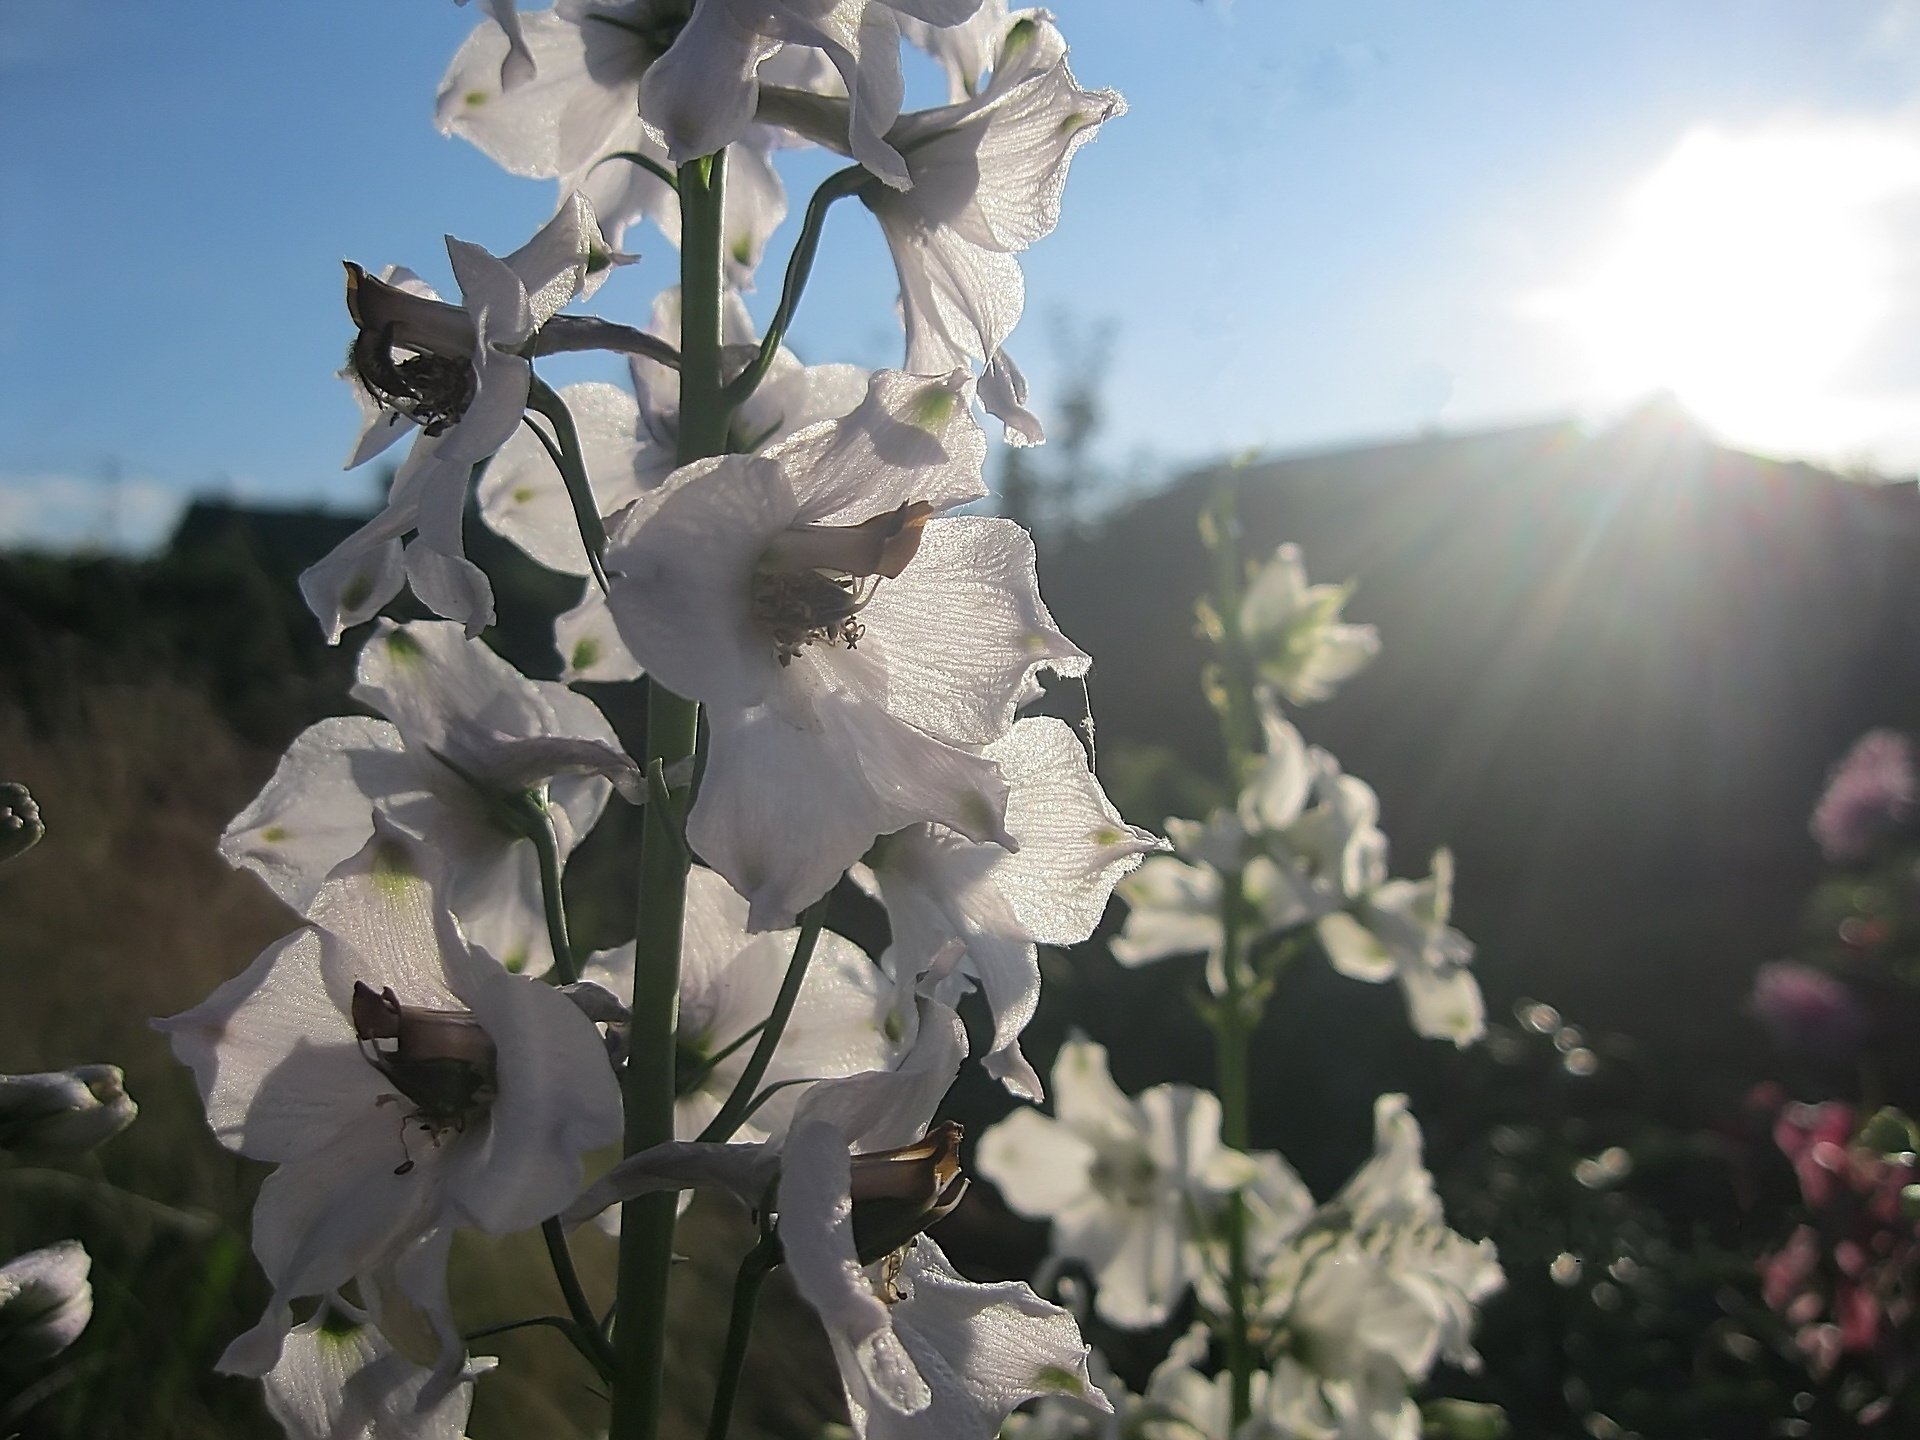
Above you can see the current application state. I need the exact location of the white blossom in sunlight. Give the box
[975,1036,1252,1329]
[579,865,903,1141]
[603,367,1087,930]
[1316,850,1485,1047]
[1203,1097,1502,1440]
[899,0,1008,101]
[478,287,869,681]
[1237,544,1380,707]
[862,13,1124,443]
[436,6,806,287]
[261,1302,484,1440]
[157,828,622,1387]
[858,717,1164,1098]
[567,996,1107,1440]
[221,620,639,975]
[303,198,612,640]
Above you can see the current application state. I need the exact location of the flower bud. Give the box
[0,1241,92,1368]
[848,1120,968,1265]
[0,1066,137,1159]
[0,783,44,864]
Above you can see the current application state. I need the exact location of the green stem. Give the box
[719,165,867,410]
[542,1218,617,1376]
[525,800,580,985]
[697,894,829,1144]
[704,1235,781,1440]
[596,148,681,193]
[525,376,611,594]
[1215,879,1256,1429]
[677,1019,768,1097]
[607,148,729,1440]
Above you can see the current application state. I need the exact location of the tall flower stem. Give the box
[1201,477,1261,1427]
[608,147,732,1440]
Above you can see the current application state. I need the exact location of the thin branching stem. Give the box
[704,1235,782,1440]
[698,893,829,1144]
[719,165,867,410]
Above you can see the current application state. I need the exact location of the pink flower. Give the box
[1750,962,1869,1059]
[1811,730,1915,863]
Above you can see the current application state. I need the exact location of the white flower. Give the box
[157,827,623,1383]
[861,14,1123,443]
[1111,706,1387,982]
[974,1037,1251,1329]
[603,367,1086,929]
[221,620,639,975]
[859,717,1164,1098]
[899,0,1008,102]
[580,865,903,1141]
[1315,851,1485,1047]
[0,1241,91,1368]
[0,1066,136,1159]
[1199,1097,1500,1438]
[1238,545,1380,707]
[644,0,986,187]
[479,287,870,682]
[436,5,795,287]
[261,1302,486,1440]
[569,996,1107,1440]
[302,197,609,641]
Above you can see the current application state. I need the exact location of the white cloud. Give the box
[0,472,188,554]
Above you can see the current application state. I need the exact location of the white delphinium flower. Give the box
[603,367,1087,930]
[261,1302,487,1440]
[580,865,903,1141]
[437,5,810,287]
[456,0,535,90]
[1236,544,1380,707]
[222,620,639,975]
[858,717,1165,1098]
[1316,851,1485,1047]
[899,0,1008,101]
[568,996,1109,1440]
[1196,1097,1501,1440]
[0,1066,136,1159]
[478,287,868,682]
[441,0,986,214]
[0,1241,92,1369]
[302,197,611,641]
[1110,706,1374,979]
[858,13,1124,443]
[157,827,623,1382]
[975,1036,1252,1329]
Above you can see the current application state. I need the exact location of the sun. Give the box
[1545,119,1920,459]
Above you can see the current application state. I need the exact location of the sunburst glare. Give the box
[1539,119,1920,462]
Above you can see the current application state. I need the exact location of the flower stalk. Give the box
[608,147,730,1440]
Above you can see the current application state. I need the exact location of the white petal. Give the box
[220,717,415,913]
[858,517,1085,745]
[153,929,385,1164]
[439,911,624,1234]
[778,1120,931,1416]
[556,582,645,683]
[641,0,778,162]
[975,1107,1094,1217]
[691,689,1010,931]
[478,381,659,576]
[772,369,988,523]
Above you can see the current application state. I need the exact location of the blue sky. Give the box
[4,1,1920,549]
